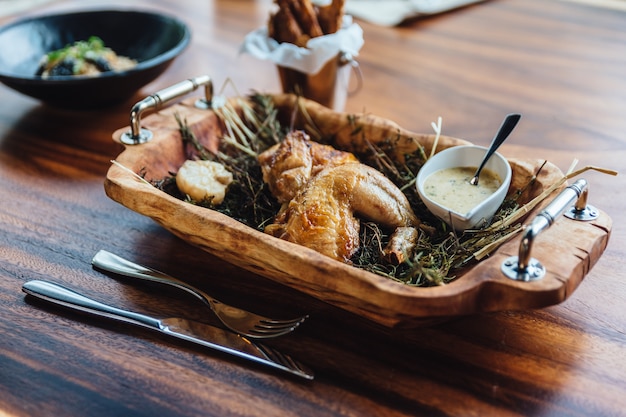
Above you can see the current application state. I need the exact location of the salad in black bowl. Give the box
[0,9,190,108]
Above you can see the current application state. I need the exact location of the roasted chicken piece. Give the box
[259,131,419,263]
[258,130,357,203]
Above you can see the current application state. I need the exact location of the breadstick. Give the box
[269,6,303,44]
[269,0,343,46]
[285,0,324,38]
[317,0,345,34]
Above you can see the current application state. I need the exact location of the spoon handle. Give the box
[472,113,521,183]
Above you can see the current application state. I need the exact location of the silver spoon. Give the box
[470,113,521,185]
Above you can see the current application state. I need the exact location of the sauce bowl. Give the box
[416,145,512,231]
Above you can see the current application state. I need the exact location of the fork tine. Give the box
[249,326,304,338]
[252,320,306,334]
[249,329,295,337]
[259,315,309,328]
[254,343,314,379]
[213,306,307,338]
[254,321,307,334]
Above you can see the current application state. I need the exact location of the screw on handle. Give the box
[121,75,214,145]
[501,178,588,281]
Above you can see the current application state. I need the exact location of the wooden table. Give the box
[1,0,625,416]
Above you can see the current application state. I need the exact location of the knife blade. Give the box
[22,280,313,380]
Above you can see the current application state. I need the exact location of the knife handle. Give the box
[22,280,162,330]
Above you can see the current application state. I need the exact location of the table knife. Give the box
[22,280,313,380]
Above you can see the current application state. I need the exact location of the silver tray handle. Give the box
[121,75,215,145]
[501,178,598,281]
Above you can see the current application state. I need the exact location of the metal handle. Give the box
[120,75,214,145]
[22,280,162,329]
[92,250,208,305]
[501,178,593,281]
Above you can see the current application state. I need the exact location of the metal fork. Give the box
[91,250,307,339]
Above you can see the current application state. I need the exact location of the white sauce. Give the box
[423,166,502,214]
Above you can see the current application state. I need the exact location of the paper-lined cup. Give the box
[277,52,355,111]
[240,16,363,111]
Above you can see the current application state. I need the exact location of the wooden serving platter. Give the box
[105,93,611,328]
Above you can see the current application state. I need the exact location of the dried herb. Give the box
[159,99,284,230]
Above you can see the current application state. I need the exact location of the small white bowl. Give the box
[416,145,512,231]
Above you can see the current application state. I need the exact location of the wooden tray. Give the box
[105,92,611,328]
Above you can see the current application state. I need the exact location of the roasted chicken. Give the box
[259,131,419,263]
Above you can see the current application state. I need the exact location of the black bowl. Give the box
[0,9,190,108]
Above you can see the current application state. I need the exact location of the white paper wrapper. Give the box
[240,16,364,75]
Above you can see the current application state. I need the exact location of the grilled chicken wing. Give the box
[260,131,419,263]
[265,163,418,262]
[258,130,357,203]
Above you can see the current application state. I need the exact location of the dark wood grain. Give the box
[1,0,625,416]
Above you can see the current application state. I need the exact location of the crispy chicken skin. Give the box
[259,131,419,263]
[258,130,357,203]
[265,163,419,262]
